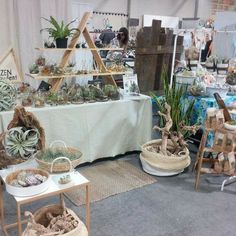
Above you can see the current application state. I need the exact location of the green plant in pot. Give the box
[152,71,196,137]
[41,16,79,48]
[139,69,200,176]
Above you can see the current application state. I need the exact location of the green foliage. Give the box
[151,69,195,138]
[41,16,79,39]
[37,148,82,163]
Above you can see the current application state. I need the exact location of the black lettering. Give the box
[0,69,12,76]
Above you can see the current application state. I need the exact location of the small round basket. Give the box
[23,204,88,236]
[35,140,83,173]
[5,168,50,197]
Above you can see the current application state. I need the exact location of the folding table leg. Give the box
[0,180,5,230]
[16,203,22,236]
[86,184,90,236]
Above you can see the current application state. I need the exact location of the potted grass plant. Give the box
[140,70,200,176]
[41,16,79,48]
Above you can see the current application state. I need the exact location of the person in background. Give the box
[107,27,129,60]
[201,33,213,62]
[99,25,115,58]
[99,25,115,46]
[114,27,129,53]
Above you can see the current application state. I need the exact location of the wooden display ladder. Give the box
[42,12,117,92]
[194,120,236,190]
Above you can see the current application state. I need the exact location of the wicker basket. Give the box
[23,204,88,236]
[141,139,190,171]
[35,140,83,173]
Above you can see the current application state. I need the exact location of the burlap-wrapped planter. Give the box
[0,106,45,169]
[140,139,190,176]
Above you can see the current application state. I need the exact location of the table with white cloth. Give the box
[0,95,152,164]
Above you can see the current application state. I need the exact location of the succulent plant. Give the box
[103,85,120,100]
[0,80,17,111]
[29,64,39,74]
[5,126,39,159]
[89,85,107,100]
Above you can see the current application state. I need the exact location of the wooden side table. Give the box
[0,171,90,236]
[194,120,236,190]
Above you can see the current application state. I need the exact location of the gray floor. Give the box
[1,116,236,236]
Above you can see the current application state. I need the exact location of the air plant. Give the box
[0,80,17,111]
[5,127,39,159]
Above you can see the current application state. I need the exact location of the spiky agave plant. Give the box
[5,127,39,159]
[151,69,195,138]
[40,16,79,40]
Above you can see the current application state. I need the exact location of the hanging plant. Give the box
[0,80,17,111]
[5,127,40,159]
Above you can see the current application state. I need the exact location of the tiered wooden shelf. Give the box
[33,12,125,92]
[35,47,123,51]
[26,71,127,80]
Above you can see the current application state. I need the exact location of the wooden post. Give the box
[135,20,184,92]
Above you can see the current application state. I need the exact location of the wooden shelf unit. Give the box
[34,12,124,91]
[35,47,123,51]
[26,71,127,80]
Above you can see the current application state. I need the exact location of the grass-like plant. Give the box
[151,69,195,138]
[41,16,79,40]
[37,147,82,163]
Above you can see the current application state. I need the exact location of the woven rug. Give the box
[65,160,157,206]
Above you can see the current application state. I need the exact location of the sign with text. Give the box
[123,74,140,96]
[0,48,22,82]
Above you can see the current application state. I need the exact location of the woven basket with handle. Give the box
[35,140,82,173]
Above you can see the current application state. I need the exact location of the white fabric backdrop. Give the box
[0,0,93,88]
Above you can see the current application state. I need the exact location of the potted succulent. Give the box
[35,56,46,67]
[140,71,200,176]
[216,57,229,75]
[65,61,76,74]
[29,64,39,75]
[44,40,55,48]
[205,55,217,72]
[103,84,120,100]
[41,16,79,48]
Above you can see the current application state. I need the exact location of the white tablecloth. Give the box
[0,95,152,163]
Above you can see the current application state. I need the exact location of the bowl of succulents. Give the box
[35,140,83,173]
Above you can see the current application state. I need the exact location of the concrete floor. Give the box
[1,116,236,236]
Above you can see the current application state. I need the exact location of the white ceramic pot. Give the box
[205,86,228,98]
[217,63,228,75]
[176,75,198,85]
[205,62,214,72]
